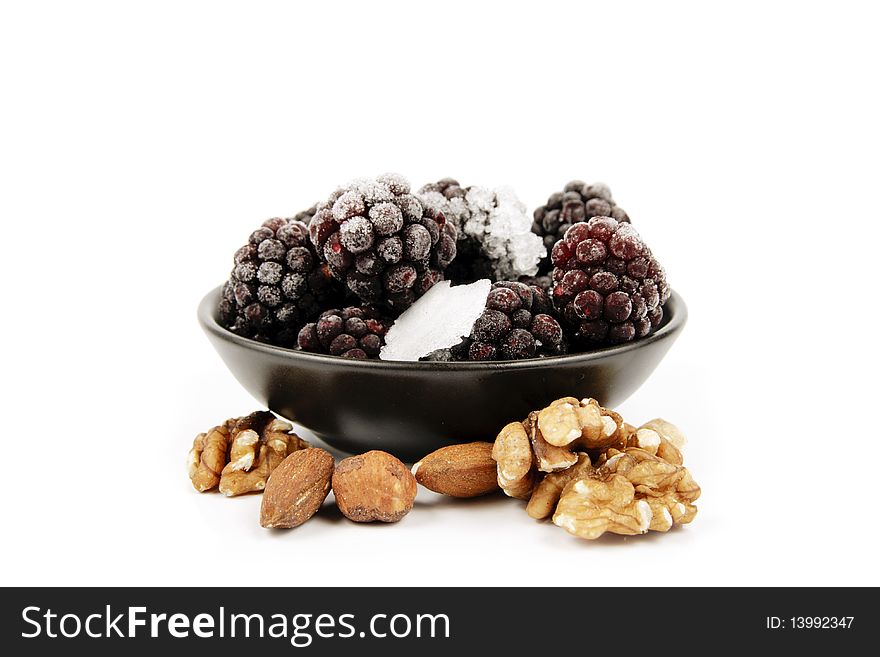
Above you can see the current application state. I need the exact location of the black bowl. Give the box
[198,287,687,460]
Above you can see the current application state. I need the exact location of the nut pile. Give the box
[491,398,700,539]
[218,174,670,360]
[188,413,419,527]
[188,404,699,541]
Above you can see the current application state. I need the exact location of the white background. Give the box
[1,0,878,587]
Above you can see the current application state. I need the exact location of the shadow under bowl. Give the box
[198,287,687,460]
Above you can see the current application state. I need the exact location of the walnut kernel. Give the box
[492,421,538,499]
[186,411,310,496]
[187,425,230,492]
[526,453,593,520]
[527,412,579,473]
[536,397,623,451]
[552,447,700,540]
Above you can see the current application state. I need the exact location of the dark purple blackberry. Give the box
[296,306,392,359]
[292,204,318,226]
[218,216,342,346]
[417,178,488,283]
[518,273,553,294]
[551,216,670,347]
[309,174,457,313]
[419,340,472,363]
[419,179,545,284]
[454,281,566,361]
[532,181,630,273]
[419,178,468,209]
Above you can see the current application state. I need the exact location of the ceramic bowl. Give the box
[198,287,686,460]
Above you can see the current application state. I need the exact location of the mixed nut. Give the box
[187,399,700,540]
[186,411,310,496]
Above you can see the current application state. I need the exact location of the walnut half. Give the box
[186,411,311,496]
[187,425,231,493]
[552,447,700,539]
[526,453,593,520]
[625,418,686,465]
[492,421,538,500]
[536,397,625,452]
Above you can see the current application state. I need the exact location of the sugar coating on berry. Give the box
[380,279,492,362]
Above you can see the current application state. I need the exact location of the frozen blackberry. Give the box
[297,306,392,359]
[418,179,545,284]
[518,273,553,294]
[417,178,471,236]
[532,181,630,273]
[418,341,472,363]
[551,216,669,347]
[418,179,488,283]
[218,216,342,346]
[309,174,457,313]
[292,204,318,226]
[435,281,566,361]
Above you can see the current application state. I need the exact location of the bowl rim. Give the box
[198,286,687,371]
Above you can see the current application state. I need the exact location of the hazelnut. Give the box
[332,451,417,523]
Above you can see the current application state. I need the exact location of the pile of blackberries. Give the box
[218,174,670,360]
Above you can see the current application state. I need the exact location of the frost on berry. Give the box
[355,251,383,276]
[486,287,521,314]
[417,180,545,284]
[257,261,283,284]
[311,174,455,312]
[298,306,392,359]
[401,223,430,261]
[286,247,313,273]
[219,215,344,346]
[473,309,512,342]
[531,181,630,274]
[376,172,410,195]
[551,216,670,348]
[308,209,336,250]
[383,264,417,294]
[369,202,404,236]
[376,236,403,264]
[413,280,567,362]
[332,190,365,221]
[257,238,286,261]
[502,328,536,359]
[340,216,375,254]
